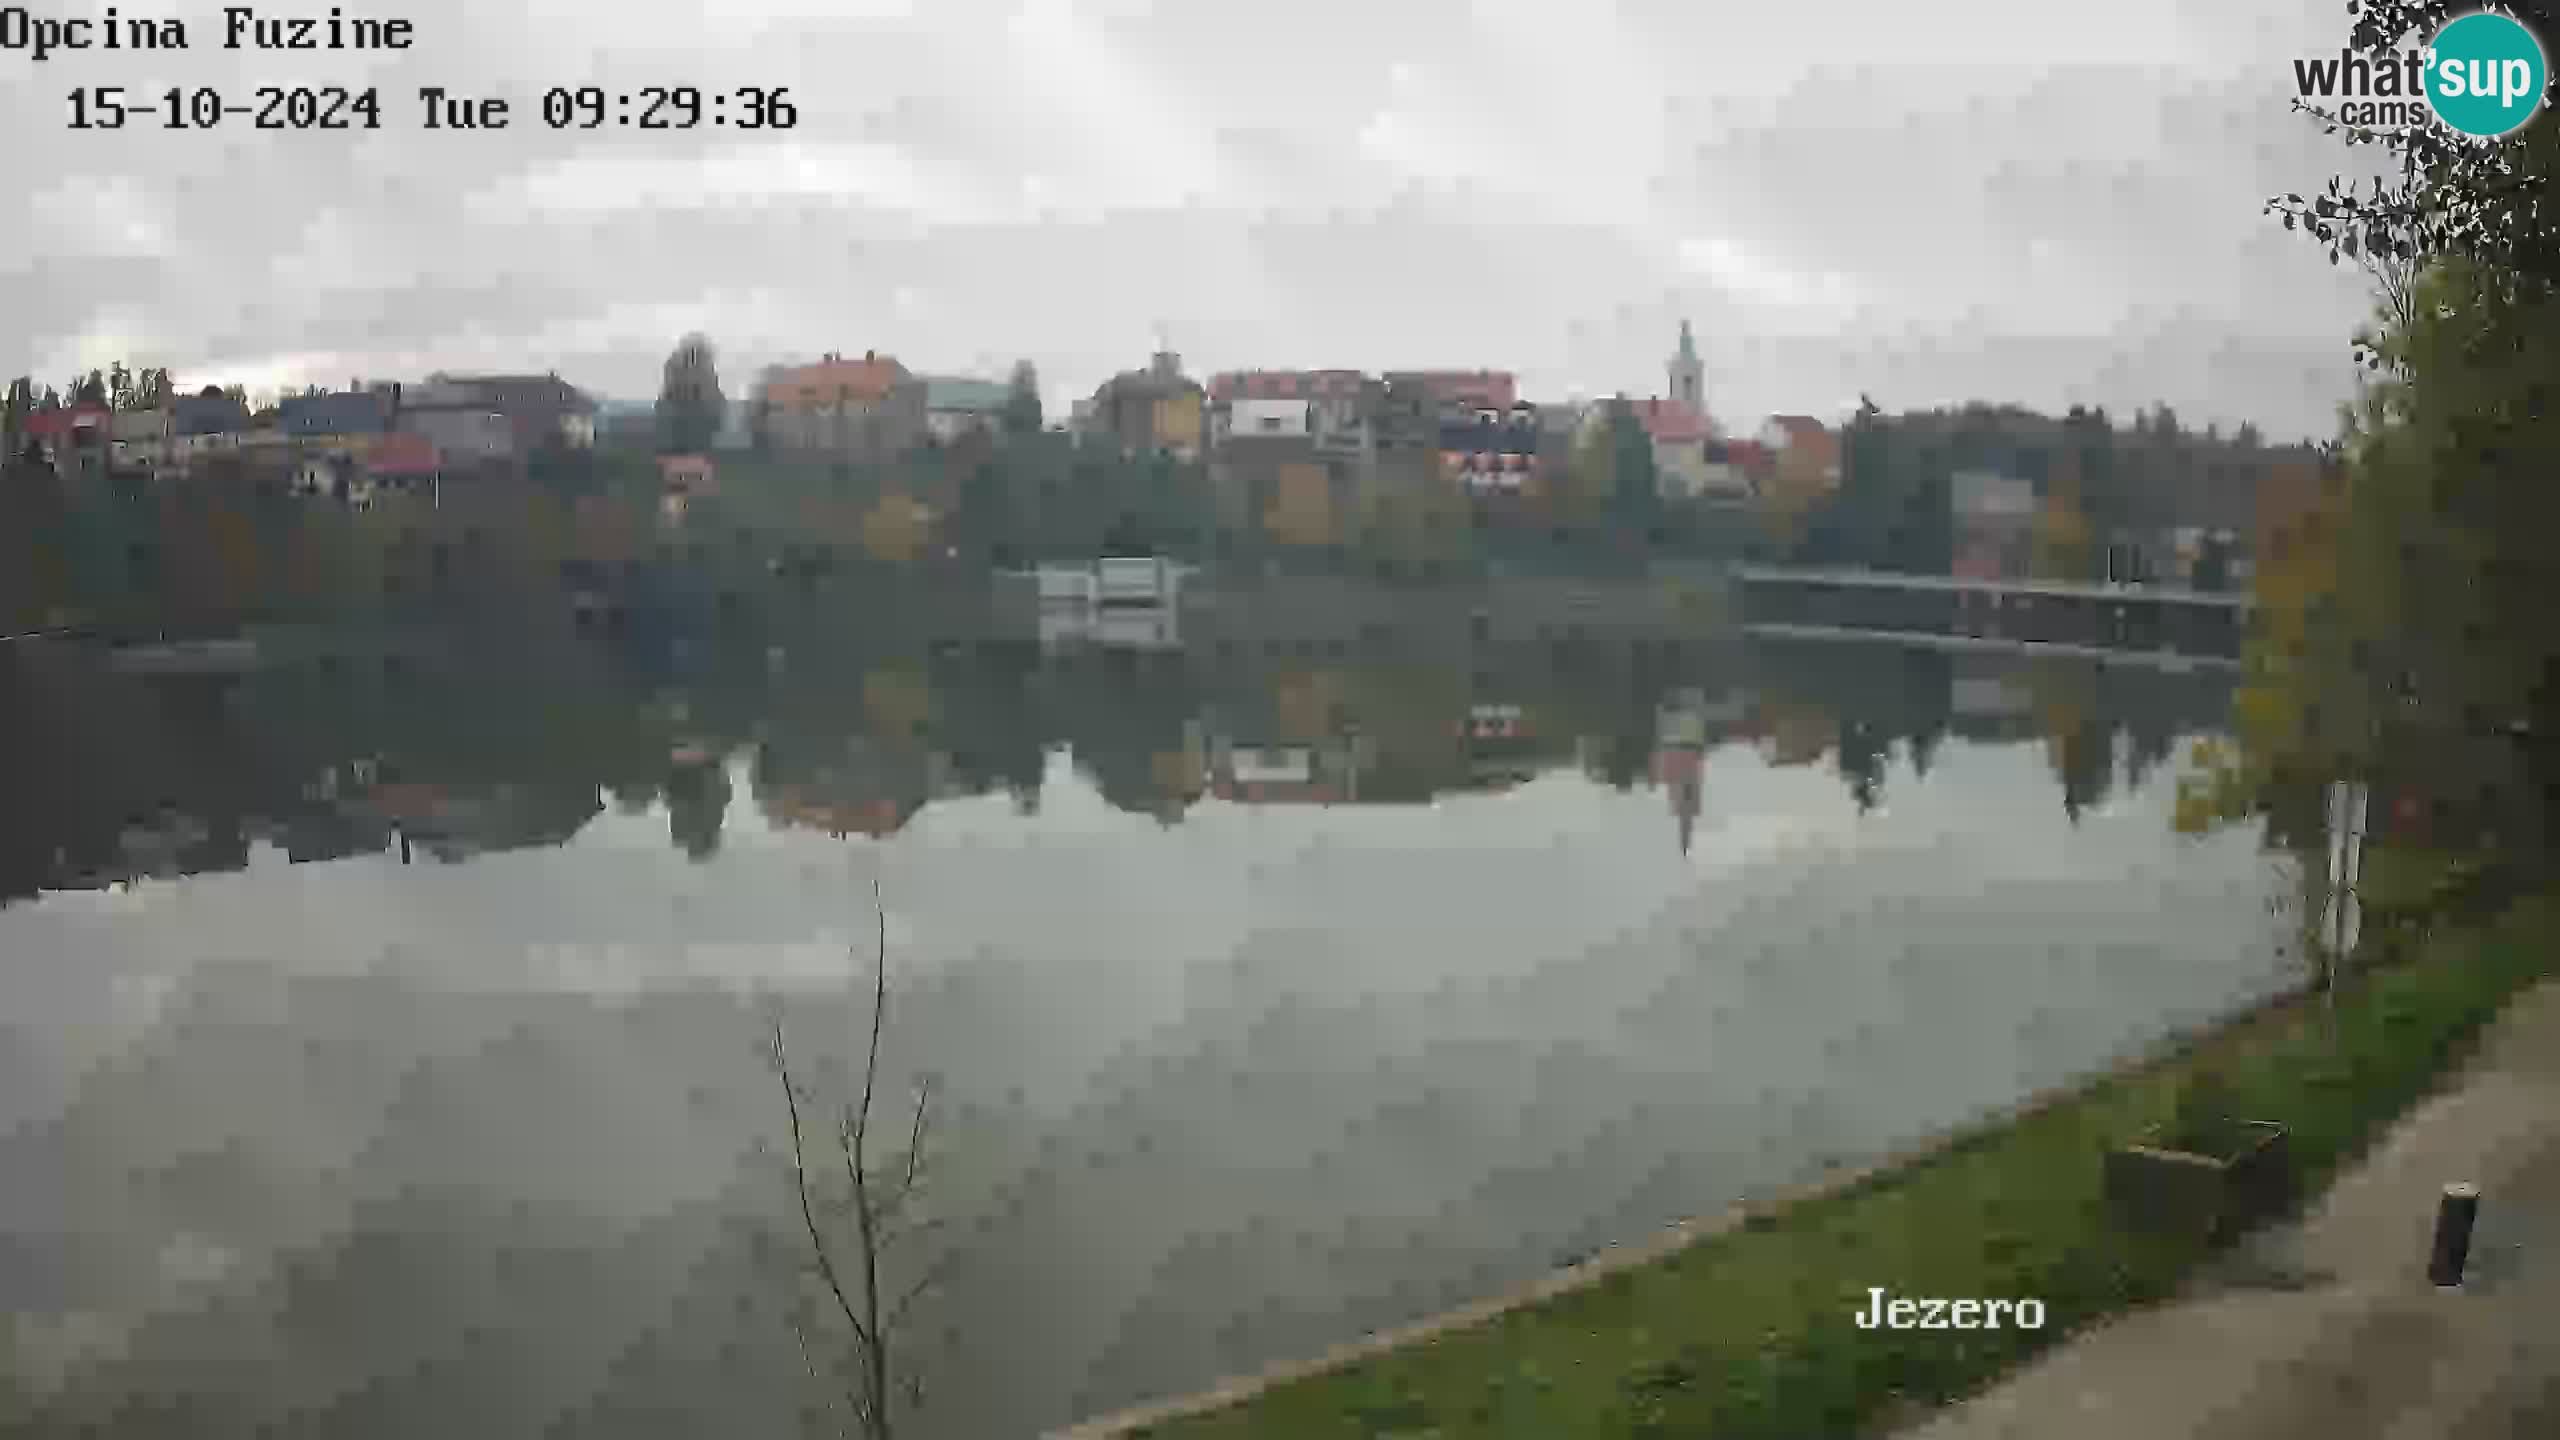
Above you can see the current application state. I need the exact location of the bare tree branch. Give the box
[771,877,947,1440]
[772,1018,876,1355]
[901,1077,934,1195]
[884,1246,957,1334]
[789,1309,849,1437]
[850,878,892,1437]
[855,876,888,1161]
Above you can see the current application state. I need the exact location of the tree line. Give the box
[1776,397,2303,583]
[2185,0,2560,874]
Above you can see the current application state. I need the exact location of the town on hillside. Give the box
[2,322,2332,598]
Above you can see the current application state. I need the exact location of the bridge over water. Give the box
[1733,565,2251,665]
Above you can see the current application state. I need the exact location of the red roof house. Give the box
[364,431,442,479]
[1632,397,1713,444]
[657,453,717,493]
[24,402,112,446]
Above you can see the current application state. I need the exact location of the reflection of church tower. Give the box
[1655,687,1710,855]
[1668,319,1704,413]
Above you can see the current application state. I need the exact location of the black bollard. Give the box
[2428,1182,2479,1289]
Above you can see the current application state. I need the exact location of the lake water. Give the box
[0,594,2295,1437]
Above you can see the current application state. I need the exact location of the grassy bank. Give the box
[1124,889,2559,1440]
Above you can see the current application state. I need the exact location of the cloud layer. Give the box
[5,0,2386,438]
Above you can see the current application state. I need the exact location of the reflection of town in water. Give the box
[0,577,2236,905]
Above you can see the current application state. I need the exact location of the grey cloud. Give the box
[2,0,2382,435]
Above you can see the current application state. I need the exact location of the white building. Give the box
[1630,321,1718,498]
[1222,397,1313,442]
[1951,469,2037,519]
[109,409,171,476]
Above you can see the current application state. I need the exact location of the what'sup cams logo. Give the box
[2289,7,2549,139]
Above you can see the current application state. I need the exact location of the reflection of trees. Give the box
[2027,660,2116,823]
[861,665,936,746]
[2,588,2266,901]
[928,643,1046,803]
[664,757,732,858]
[1507,635,1665,792]
[1747,640,1909,805]
[1592,717,1653,791]
[2053,724,2113,823]
[1900,650,1953,781]
[1836,717,1889,813]
[1741,637,2235,818]
[1048,650,1207,817]
[2111,665,2186,795]
[0,613,688,894]
[1328,663,1471,802]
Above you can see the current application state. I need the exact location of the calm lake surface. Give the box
[0,585,2294,1437]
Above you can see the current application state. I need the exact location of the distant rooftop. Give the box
[280,390,392,437]
[764,353,911,409]
[413,372,597,413]
[923,376,1011,412]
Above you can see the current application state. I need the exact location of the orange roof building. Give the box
[757,351,926,458]
[765,353,911,411]
[1758,415,1842,489]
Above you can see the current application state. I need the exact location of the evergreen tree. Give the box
[1003,360,1043,436]
[1604,399,1659,536]
[2,378,29,450]
[656,333,726,454]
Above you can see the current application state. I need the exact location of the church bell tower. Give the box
[1668,319,1704,412]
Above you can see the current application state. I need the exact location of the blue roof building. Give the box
[280,390,392,439]
[170,393,251,437]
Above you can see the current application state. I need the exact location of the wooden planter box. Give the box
[2104,1120,2293,1243]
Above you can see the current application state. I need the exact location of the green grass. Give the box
[2359,845,2478,914]
[1132,891,2559,1440]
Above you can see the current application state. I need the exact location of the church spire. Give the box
[1668,318,1704,413]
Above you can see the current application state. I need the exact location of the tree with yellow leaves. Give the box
[1355,477,1467,580]
[862,665,935,744]
[2028,485,2095,582]
[1263,460,1338,549]
[860,491,933,566]
[2181,254,2560,861]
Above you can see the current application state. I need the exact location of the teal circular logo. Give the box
[2426,11,2549,137]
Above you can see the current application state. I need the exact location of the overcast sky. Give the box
[6,0,2390,439]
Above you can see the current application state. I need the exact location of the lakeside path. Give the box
[1894,976,2560,1440]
